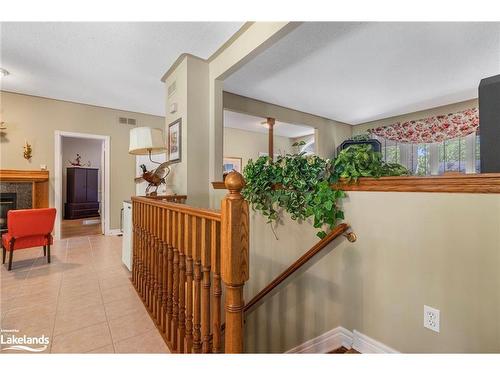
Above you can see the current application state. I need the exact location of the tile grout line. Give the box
[90,236,117,353]
[49,238,69,353]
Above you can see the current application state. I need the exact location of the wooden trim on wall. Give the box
[212,173,500,194]
[0,169,50,208]
[0,169,49,182]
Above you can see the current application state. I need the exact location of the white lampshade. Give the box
[129,127,166,155]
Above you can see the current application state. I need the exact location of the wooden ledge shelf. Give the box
[0,169,50,208]
[212,173,500,194]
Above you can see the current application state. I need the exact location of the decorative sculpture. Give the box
[68,154,91,167]
[139,162,171,196]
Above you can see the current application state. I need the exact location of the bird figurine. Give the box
[139,162,171,196]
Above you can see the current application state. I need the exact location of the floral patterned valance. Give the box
[368,107,479,143]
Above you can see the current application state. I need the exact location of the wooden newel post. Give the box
[221,171,249,353]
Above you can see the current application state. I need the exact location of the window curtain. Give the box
[368,108,479,144]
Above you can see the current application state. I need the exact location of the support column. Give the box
[267,117,275,161]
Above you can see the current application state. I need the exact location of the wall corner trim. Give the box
[285,327,399,354]
[106,228,122,236]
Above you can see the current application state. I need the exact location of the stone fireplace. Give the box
[0,183,33,232]
[0,169,50,217]
[0,192,17,232]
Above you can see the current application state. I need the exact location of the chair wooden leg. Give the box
[2,245,5,264]
[47,244,51,264]
[43,245,47,257]
[8,240,14,271]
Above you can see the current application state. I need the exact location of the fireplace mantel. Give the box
[0,169,49,208]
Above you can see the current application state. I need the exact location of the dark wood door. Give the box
[86,169,98,202]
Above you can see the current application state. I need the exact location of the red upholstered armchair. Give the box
[1,208,56,271]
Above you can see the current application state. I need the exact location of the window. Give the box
[299,136,315,155]
[375,132,479,175]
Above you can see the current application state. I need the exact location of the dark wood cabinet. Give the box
[64,167,100,219]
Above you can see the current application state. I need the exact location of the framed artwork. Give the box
[223,157,242,174]
[168,118,182,163]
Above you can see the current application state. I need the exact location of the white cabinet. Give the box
[121,201,133,271]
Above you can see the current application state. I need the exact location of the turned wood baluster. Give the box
[132,202,137,287]
[135,202,141,292]
[143,204,149,306]
[221,172,250,353]
[161,208,168,334]
[211,220,222,353]
[153,205,161,322]
[192,216,202,353]
[171,210,179,351]
[146,203,153,310]
[177,211,186,353]
[156,205,162,323]
[166,209,174,343]
[140,203,146,298]
[185,214,194,353]
[200,218,212,353]
[142,202,147,300]
[150,205,156,318]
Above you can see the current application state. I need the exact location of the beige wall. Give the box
[223,92,352,160]
[224,127,294,170]
[164,55,210,208]
[353,98,478,135]
[244,191,500,353]
[0,91,164,229]
[165,58,189,199]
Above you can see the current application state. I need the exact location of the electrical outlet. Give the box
[424,305,440,333]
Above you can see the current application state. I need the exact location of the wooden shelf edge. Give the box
[212,181,226,189]
[211,173,500,194]
[0,169,49,182]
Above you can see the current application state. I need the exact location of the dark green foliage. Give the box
[334,144,411,182]
[242,143,409,238]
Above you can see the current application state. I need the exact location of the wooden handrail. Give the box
[133,196,222,221]
[244,223,350,314]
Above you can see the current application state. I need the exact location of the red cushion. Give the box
[2,232,53,251]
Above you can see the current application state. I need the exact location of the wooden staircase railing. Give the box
[131,171,249,353]
[244,223,355,315]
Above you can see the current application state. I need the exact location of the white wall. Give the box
[61,136,102,206]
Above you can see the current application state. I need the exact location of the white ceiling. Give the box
[224,22,500,125]
[0,22,243,116]
[224,110,314,138]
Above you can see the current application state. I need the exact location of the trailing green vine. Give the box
[242,142,410,239]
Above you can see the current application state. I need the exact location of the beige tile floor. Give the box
[0,235,170,354]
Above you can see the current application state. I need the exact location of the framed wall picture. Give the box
[223,157,242,174]
[168,118,182,163]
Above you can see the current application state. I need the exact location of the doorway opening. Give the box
[54,131,110,240]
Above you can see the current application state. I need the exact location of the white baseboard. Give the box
[106,228,122,236]
[351,330,398,353]
[286,327,353,353]
[286,327,398,354]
